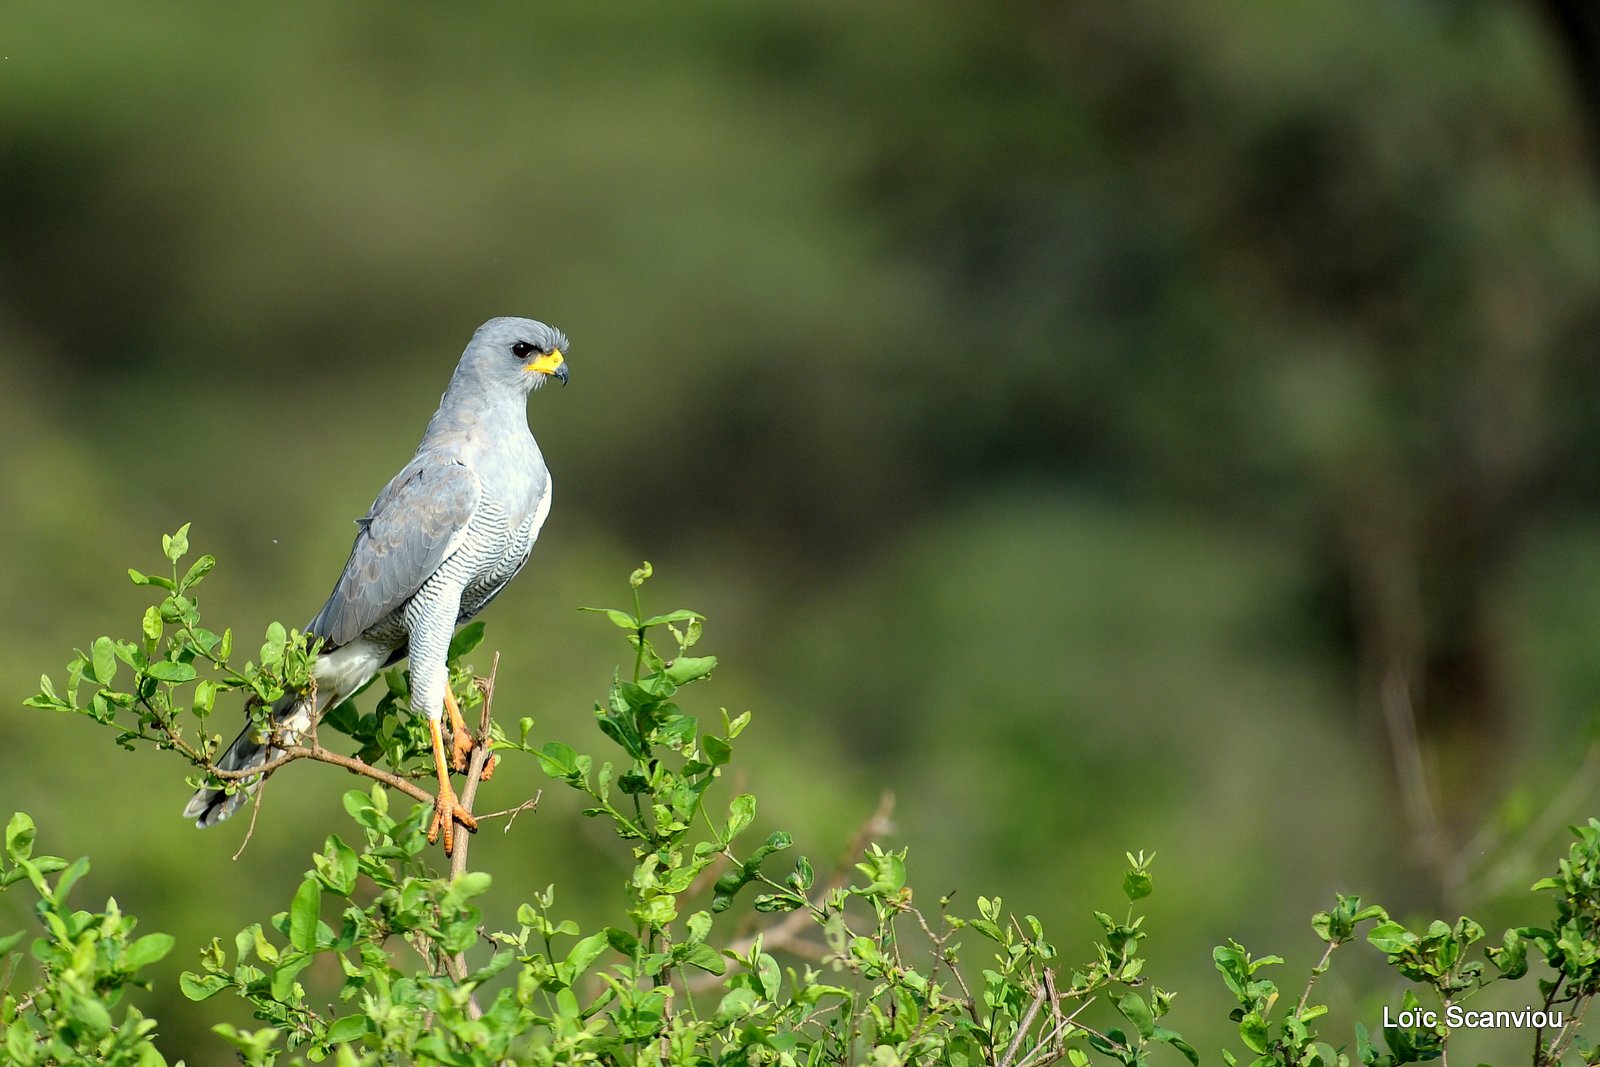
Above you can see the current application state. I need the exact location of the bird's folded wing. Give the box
[308,459,481,647]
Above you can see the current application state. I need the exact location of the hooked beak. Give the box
[526,349,568,385]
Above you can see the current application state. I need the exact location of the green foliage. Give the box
[1207,825,1600,1067]
[0,813,172,1066]
[24,529,484,808]
[25,524,321,786]
[14,532,1600,1064]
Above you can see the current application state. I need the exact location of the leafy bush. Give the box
[8,529,1600,1065]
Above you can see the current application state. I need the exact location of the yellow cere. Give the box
[526,349,565,375]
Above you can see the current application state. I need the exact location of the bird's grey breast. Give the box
[452,468,551,623]
[447,409,551,621]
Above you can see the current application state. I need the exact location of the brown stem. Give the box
[999,982,1048,1067]
[1295,941,1338,1020]
[448,652,499,881]
[439,652,504,1020]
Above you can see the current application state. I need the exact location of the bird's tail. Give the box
[182,636,390,828]
[182,688,317,827]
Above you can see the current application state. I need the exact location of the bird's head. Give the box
[460,316,571,396]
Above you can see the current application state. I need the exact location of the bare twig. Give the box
[911,904,984,1031]
[440,652,507,1021]
[1295,940,1338,1020]
[1012,997,1094,1067]
[479,794,542,826]
[210,743,434,805]
[999,980,1048,1067]
[231,778,268,862]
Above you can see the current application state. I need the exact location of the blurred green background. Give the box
[6,1,1600,1062]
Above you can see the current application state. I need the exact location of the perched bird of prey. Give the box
[183,317,569,853]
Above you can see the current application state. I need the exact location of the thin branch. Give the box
[440,652,504,1021]
[219,744,435,805]
[1011,997,1094,1067]
[999,980,1048,1067]
[479,794,542,825]
[912,904,983,1031]
[1295,940,1338,1020]
[449,652,500,882]
[192,655,549,851]
[231,777,268,862]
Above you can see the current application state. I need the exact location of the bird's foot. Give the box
[480,753,498,782]
[444,688,475,773]
[449,725,474,774]
[427,780,479,856]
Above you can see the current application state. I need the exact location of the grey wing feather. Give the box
[308,459,480,646]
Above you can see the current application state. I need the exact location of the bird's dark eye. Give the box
[511,341,536,358]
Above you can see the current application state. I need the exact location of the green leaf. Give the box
[605,927,640,955]
[1117,992,1156,1039]
[92,636,116,686]
[447,621,486,664]
[324,1015,367,1045]
[682,942,726,975]
[181,554,216,590]
[629,561,653,587]
[51,856,89,905]
[213,1024,282,1059]
[147,660,198,684]
[5,813,35,864]
[128,568,176,590]
[1367,921,1416,956]
[639,609,703,627]
[727,794,756,840]
[754,893,805,913]
[717,986,757,1024]
[64,990,112,1036]
[1239,1011,1270,1054]
[271,954,311,1002]
[703,734,732,766]
[180,972,230,1001]
[289,877,320,952]
[789,856,816,893]
[565,932,609,979]
[535,741,578,779]
[665,656,717,685]
[579,607,639,630]
[164,523,191,562]
[755,952,781,999]
[454,870,493,898]
[141,606,164,648]
[123,932,176,970]
[1123,865,1153,902]
[1164,1033,1201,1066]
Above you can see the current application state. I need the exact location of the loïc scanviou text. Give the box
[1383,1005,1563,1030]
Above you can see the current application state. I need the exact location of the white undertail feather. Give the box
[182,639,390,827]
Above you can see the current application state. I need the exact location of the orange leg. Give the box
[426,717,478,855]
[444,688,474,772]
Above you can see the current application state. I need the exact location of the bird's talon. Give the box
[449,729,473,773]
[428,788,478,855]
[480,754,498,782]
